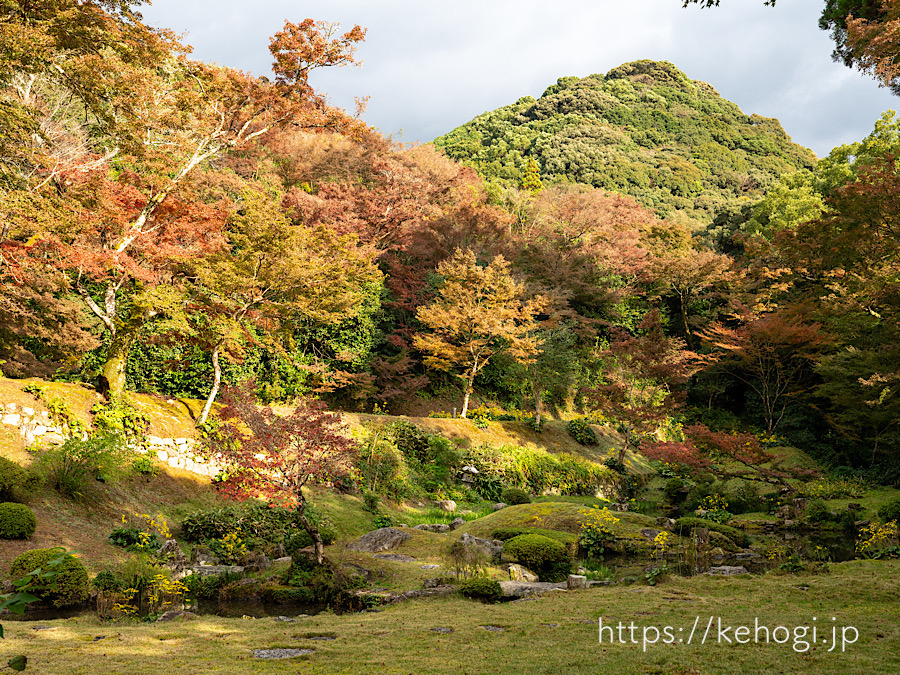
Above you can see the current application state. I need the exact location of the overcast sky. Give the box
[140,0,897,158]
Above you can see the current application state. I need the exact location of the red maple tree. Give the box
[204,382,358,564]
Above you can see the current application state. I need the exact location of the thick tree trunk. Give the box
[101,320,142,398]
[198,344,222,426]
[295,489,325,565]
[532,379,543,427]
[461,379,474,418]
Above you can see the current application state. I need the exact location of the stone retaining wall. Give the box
[0,402,220,478]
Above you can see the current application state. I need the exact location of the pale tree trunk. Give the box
[532,379,543,427]
[198,344,222,426]
[295,489,325,565]
[460,358,479,419]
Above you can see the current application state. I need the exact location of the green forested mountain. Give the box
[434,60,817,229]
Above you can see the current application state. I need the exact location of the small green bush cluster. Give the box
[567,418,598,446]
[0,502,36,539]
[662,477,687,504]
[458,577,502,603]
[806,499,831,523]
[673,517,749,548]
[34,434,132,499]
[503,533,572,582]
[90,396,150,441]
[0,456,40,502]
[500,487,531,505]
[10,548,89,607]
[181,503,334,556]
[357,421,463,499]
[878,497,900,523]
[108,526,160,553]
[465,443,614,497]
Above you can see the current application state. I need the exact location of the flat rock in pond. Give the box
[347,527,411,553]
[706,566,749,576]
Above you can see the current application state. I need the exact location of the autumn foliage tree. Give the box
[414,248,547,418]
[642,423,819,488]
[184,187,381,424]
[204,383,357,564]
[588,311,698,465]
[1,5,367,395]
[702,313,833,434]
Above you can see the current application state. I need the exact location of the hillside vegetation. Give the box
[435,59,816,228]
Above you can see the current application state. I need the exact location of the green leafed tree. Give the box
[185,187,382,424]
[414,248,547,418]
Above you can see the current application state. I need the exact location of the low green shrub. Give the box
[500,487,531,505]
[464,443,614,496]
[0,456,40,502]
[10,548,89,607]
[878,497,900,523]
[458,577,502,603]
[0,502,36,539]
[372,515,393,529]
[504,534,572,582]
[90,395,150,441]
[567,418,597,446]
[662,477,686,504]
[727,482,765,514]
[132,455,159,477]
[673,517,749,548]
[34,434,131,499]
[92,570,122,592]
[386,419,432,462]
[108,526,160,553]
[492,527,578,550]
[806,499,831,523]
[181,502,334,556]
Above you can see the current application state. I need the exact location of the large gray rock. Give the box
[347,527,411,553]
[706,566,749,576]
[448,517,466,531]
[457,532,502,563]
[413,523,450,533]
[505,564,538,582]
[498,580,567,598]
[436,500,457,512]
[491,503,507,512]
[567,575,588,590]
[158,539,186,562]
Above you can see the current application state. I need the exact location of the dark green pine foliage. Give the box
[434,60,816,229]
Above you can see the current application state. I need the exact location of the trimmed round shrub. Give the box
[458,577,502,603]
[567,419,597,446]
[878,497,900,523]
[500,487,531,505]
[0,502,36,539]
[10,548,90,607]
[504,534,571,582]
[673,517,749,548]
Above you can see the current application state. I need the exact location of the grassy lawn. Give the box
[4,559,898,674]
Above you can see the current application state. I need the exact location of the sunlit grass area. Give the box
[5,559,898,674]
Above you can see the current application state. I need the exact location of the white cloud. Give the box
[141,0,898,155]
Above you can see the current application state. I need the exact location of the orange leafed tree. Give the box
[414,248,547,418]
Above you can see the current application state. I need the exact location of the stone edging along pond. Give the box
[0,402,221,478]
